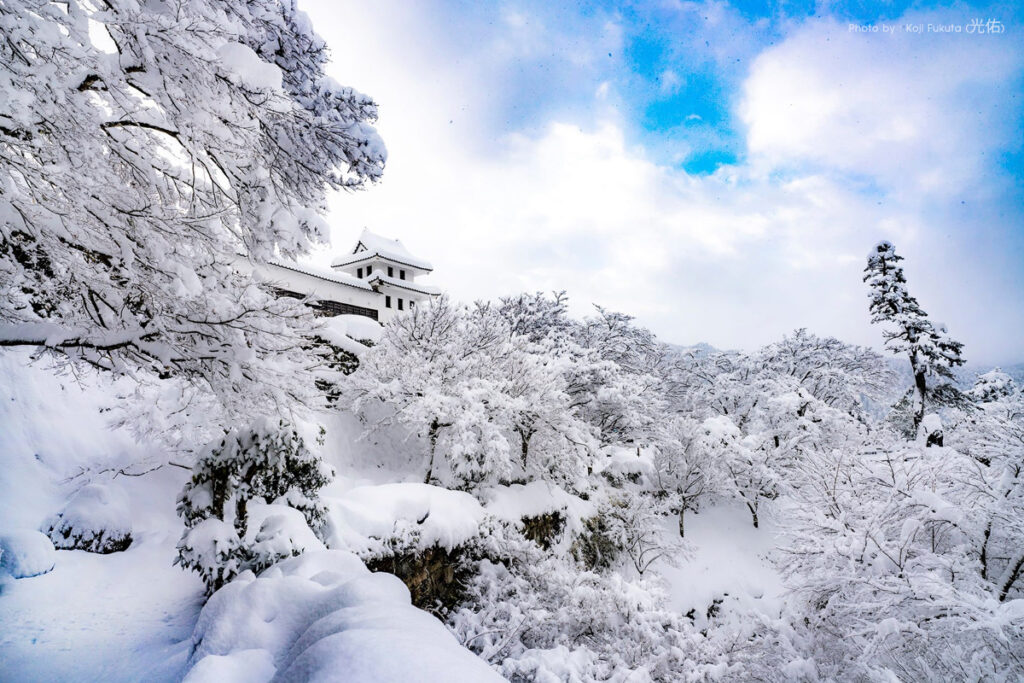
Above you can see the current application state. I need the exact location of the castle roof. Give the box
[265,260,374,291]
[366,272,441,296]
[331,228,433,271]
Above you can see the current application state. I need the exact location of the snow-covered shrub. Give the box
[779,440,1024,680]
[177,518,245,595]
[571,488,682,575]
[308,335,361,404]
[246,505,326,576]
[449,534,800,682]
[0,530,56,579]
[176,418,333,593]
[969,368,1017,403]
[44,483,132,553]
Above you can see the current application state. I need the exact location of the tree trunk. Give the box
[747,501,759,529]
[233,464,258,536]
[235,496,249,538]
[520,430,531,468]
[424,418,441,485]
[913,370,927,436]
[998,551,1024,602]
[980,521,992,581]
[678,507,686,538]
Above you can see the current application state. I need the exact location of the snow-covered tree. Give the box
[697,414,777,528]
[781,438,1024,680]
[501,337,598,487]
[863,241,965,434]
[347,297,599,490]
[951,389,1024,602]
[497,290,573,346]
[176,418,333,593]
[757,328,893,420]
[0,0,384,438]
[650,415,709,537]
[449,528,797,682]
[968,368,1017,404]
[569,308,667,447]
[344,297,516,488]
[498,295,670,451]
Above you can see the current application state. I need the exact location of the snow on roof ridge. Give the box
[266,260,374,291]
[366,272,441,296]
[330,228,433,271]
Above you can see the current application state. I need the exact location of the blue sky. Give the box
[305,0,1024,364]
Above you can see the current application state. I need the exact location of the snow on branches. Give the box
[343,296,600,490]
[0,0,384,439]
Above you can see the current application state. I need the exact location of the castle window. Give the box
[409,300,415,309]
[367,265,372,274]
[398,298,404,311]
[385,295,391,308]
[388,266,394,277]
[357,267,363,278]
[400,269,406,280]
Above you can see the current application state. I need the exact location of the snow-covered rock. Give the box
[183,549,502,683]
[44,483,133,553]
[326,483,485,555]
[0,530,56,579]
[323,314,384,344]
[481,481,596,539]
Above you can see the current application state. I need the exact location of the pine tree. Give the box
[863,241,964,434]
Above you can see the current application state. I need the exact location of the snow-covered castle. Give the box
[261,229,440,323]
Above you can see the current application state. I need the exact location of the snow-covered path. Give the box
[0,464,206,683]
[0,528,204,682]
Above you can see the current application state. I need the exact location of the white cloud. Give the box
[740,15,1022,197]
[659,69,683,95]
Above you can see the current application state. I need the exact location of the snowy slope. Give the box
[0,352,511,683]
[656,501,785,626]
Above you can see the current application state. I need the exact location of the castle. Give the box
[261,228,440,323]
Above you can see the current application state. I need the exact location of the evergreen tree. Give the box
[863,241,964,434]
[176,418,333,593]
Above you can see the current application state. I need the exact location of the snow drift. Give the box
[184,549,502,682]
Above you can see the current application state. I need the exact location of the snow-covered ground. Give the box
[657,502,785,624]
[0,469,206,682]
[0,354,204,681]
[0,358,527,680]
[1,532,203,682]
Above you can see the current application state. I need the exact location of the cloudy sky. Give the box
[302,0,1024,364]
